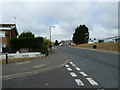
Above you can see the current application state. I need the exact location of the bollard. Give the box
[6,54,8,64]
[93,45,97,49]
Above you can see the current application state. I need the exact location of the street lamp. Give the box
[49,26,55,41]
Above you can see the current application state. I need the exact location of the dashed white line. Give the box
[79,72,88,76]
[69,62,73,64]
[66,61,99,86]
[69,62,76,67]
[72,64,76,67]
[75,79,84,86]
[86,78,98,85]
[65,65,69,67]
[75,67,81,71]
[70,72,77,77]
[66,68,72,71]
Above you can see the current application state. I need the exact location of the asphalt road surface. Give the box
[2,46,119,89]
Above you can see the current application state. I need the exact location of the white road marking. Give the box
[69,62,76,66]
[86,78,98,85]
[79,72,88,76]
[45,83,48,86]
[66,68,72,71]
[75,67,81,71]
[33,64,47,68]
[75,79,84,86]
[70,72,77,77]
[16,61,30,65]
[65,65,69,67]
[69,62,73,64]
[72,64,76,67]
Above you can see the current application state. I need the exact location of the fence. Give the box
[0,52,45,60]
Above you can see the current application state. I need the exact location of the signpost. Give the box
[5,53,8,64]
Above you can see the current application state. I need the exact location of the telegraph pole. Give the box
[49,26,55,41]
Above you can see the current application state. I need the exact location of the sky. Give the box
[0,0,119,42]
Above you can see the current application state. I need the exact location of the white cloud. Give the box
[0,0,119,2]
[90,24,118,39]
[1,2,118,42]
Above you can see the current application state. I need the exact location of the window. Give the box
[0,31,5,37]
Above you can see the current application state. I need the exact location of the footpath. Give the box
[2,48,68,80]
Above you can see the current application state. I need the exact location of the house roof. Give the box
[0,24,18,35]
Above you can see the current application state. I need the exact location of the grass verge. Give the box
[1,56,46,64]
[70,42,120,51]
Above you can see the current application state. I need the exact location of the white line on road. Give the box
[75,67,81,71]
[86,78,98,85]
[65,65,69,67]
[72,64,76,67]
[69,62,76,66]
[79,72,88,76]
[75,79,84,86]
[69,62,73,64]
[70,72,77,77]
[66,68,72,71]
[33,64,47,68]
[16,61,30,65]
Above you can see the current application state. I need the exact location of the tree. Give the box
[10,31,53,55]
[43,38,52,48]
[94,38,96,40]
[72,24,89,44]
[19,31,35,38]
[54,40,59,46]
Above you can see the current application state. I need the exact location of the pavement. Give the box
[2,48,68,80]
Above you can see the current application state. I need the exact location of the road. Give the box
[2,46,119,89]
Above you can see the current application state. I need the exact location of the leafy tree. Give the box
[43,38,52,48]
[19,31,35,38]
[10,32,50,55]
[72,25,89,44]
[54,40,59,46]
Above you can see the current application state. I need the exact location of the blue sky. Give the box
[1,1,119,42]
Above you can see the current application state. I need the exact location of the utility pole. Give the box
[49,26,55,52]
[49,26,55,41]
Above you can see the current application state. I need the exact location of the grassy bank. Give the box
[70,42,120,51]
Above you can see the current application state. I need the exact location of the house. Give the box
[103,36,120,43]
[0,24,18,52]
[88,36,120,44]
[115,36,120,42]
[59,40,73,46]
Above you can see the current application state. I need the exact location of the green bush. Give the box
[40,44,49,56]
[10,36,49,55]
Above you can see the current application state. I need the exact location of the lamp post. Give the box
[49,26,55,41]
[49,26,55,52]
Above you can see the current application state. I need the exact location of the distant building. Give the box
[88,36,120,44]
[60,40,73,46]
[0,24,18,52]
[115,36,120,42]
[103,36,120,43]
